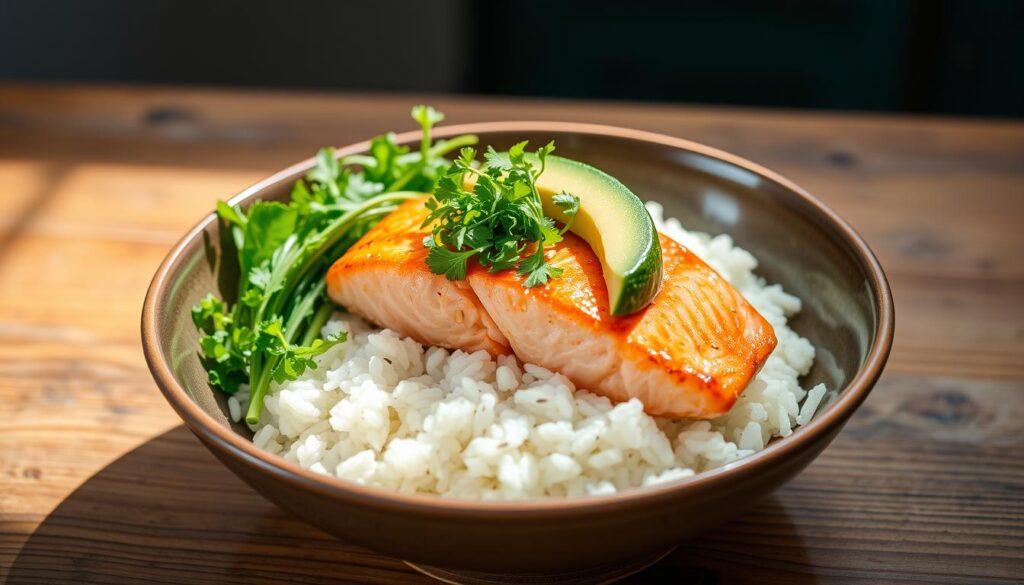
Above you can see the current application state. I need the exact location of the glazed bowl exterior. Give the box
[143,122,894,572]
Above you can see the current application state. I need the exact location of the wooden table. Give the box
[1,84,1021,584]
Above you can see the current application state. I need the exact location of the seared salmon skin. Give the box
[327,197,510,356]
[328,197,777,418]
[468,231,777,418]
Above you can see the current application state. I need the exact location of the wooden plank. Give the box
[2,372,1020,584]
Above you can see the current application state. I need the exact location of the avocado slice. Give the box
[534,155,662,316]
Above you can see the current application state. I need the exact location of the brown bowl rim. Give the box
[142,121,894,519]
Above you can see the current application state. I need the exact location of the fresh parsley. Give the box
[421,141,580,287]
[193,106,477,425]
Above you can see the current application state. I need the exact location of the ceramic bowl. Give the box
[143,122,894,575]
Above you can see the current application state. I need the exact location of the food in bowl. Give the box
[192,107,828,500]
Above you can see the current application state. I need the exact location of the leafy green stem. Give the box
[302,301,336,347]
[194,105,474,428]
[429,134,479,158]
[267,191,418,319]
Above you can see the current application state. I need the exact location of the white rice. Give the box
[243,202,826,499]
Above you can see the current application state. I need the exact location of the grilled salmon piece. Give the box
[330,197,776,418]
[326,196,510,356]
[467,232,777,419]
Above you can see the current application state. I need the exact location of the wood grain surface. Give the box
[0,84,1021,584]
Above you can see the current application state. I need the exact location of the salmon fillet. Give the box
[328,198,777,418]
[468,232,777,418]
[326,197,510,356]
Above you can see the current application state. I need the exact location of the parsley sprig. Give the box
[192,106,477,425]
[422,141,580,287]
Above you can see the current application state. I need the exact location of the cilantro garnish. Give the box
[421,141,580,287]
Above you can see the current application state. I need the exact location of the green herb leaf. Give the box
[240,202,297,276]
[422,141,576,289]
[269,331,347,384]
[411,105,445,128]
[483,146,511,171]
[517,248,564,288]
[307,148,342,197]
[365,133,409,185]
[552,191,580,218]
[425,246,478,281]
[191,293,229,332]
[534,141,555,176]
[216,201,246,227]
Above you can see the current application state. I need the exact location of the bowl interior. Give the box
[156,127,881,444]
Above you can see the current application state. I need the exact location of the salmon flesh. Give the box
[327,196,777,418]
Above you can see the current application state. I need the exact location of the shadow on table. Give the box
[7,426,427,585]
[9,426,815,584]
[624,499,818,585]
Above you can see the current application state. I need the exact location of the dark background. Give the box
[1,0,1021,117]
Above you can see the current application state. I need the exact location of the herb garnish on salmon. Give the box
[422,141,581,287]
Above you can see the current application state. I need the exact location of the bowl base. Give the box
[404,546,676,585]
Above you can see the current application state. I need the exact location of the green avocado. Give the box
[533,155,662,316]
